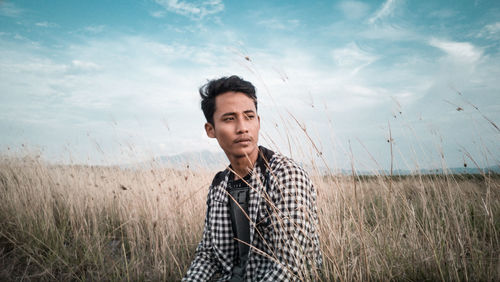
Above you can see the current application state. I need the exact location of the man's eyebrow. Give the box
[220,110,255,117]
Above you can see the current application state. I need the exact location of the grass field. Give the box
[0,154,498,281]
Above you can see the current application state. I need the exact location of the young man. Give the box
[183,76,321,281]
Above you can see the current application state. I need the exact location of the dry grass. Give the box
[315,173,499,281]
[0,157,210,281]
[0,154,498,281]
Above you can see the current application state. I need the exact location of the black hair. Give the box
[200,75,257,125]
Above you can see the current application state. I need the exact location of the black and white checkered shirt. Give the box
[183,146,322,281]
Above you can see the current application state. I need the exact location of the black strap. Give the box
[257,146,274,175]
[210,170,226,187]
[228,184,250,282]
[209,147,275,281]
[228,186,250,253]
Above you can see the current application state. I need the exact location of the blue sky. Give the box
[1,0,499,171]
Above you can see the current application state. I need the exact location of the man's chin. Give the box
[227,146,257,159]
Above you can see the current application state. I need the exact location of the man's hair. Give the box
[200,75,257,125]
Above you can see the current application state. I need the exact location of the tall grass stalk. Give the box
[0,153,498,281]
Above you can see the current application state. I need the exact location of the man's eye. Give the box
[224,117,234,121]
[246,115,255,119]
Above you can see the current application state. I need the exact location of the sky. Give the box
[1,0,499,172]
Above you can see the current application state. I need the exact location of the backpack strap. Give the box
[228,147,275,281]
[210,170,228,188]
[257,146,274,175]
[258,146,274,194]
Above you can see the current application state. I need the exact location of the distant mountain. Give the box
[134,150,499,175]
[154,150,227,170]
[313,166,500,176]
[390,166,500,175]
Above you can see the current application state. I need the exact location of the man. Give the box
[183,76,321,281]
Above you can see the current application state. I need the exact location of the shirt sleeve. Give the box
[182,196,220,281]
[260,161,321,281]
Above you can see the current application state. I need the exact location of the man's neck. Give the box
[228,149,259,180]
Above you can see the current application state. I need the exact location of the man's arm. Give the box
[261,162,321,281]
[182,196,220,281]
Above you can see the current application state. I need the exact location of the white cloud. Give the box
[428,9,457,19]
[0,34,246,163]
[71,60,100,71]
[35,21,58,28]
[359,24,420,41]
[0,2,22,17]
[478,22,500,39]
[240,47,390,115]
[84,25,106,33]
[151,10,166,18]
[429,38,482,63]
[257,18,300,30]
[154,0,224,19]
[1,8,498,168]
[368,0,399,24]
[338,1,370,20]
[331,42,378,74]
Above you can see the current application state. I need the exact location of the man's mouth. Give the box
[234,137,252,144]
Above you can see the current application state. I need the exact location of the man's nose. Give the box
[236,117,249,133]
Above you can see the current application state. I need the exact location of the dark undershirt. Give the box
[227,173,251,276]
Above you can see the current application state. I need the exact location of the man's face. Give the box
[205,91,260,161]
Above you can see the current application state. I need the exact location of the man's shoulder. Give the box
[208,168,230,193]
[269,151,309,177]
[268,151,314,196]
[210,170,227,187]
[208,148,309,188]
[270,153,304,171]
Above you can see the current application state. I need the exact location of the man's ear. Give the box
[205,122,215,138]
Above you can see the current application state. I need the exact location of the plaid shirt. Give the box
[183,146,322,281]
